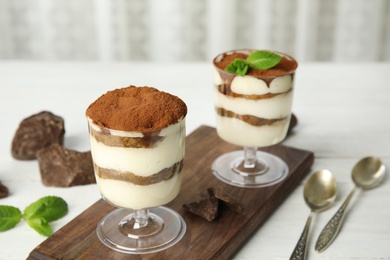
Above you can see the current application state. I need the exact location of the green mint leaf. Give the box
[23,196,68,222]
[0,205,22,232]
[225,58,249,76]
[247,50,282,70]
[27,217,53,237]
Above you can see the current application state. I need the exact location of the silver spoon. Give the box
[315,156,386,253]
[290,169,337,260]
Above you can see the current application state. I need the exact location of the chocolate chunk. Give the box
[36,144,96,187]
[288,113,298,134]
[208,187,244,214]
[183,196,219,222]
[11,111,65,160]
[0,181,9,198]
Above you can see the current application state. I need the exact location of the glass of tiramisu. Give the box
[212,49,298,188]
[86,86,187,254]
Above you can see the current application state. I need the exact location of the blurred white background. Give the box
[0,0,389,62]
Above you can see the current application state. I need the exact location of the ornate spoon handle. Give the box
[315,188,357,252]
[290,213,313,260]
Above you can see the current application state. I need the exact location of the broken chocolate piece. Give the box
[208,187,244,214]
[36,144,96,187]
[11,111,65,160]
[0,181,9,198]
[183,186,245,221]
[183,196,219,222]
[288,113,298,134]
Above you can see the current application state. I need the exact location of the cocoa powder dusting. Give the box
[213,49,298,79]
[86,86,187,132]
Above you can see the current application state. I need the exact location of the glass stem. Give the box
[243,146,257,169]
[119,208,163,238]
[133,209,149,229]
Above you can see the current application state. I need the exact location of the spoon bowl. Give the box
[315,156,386,253]
[290,170,337,260]
[352,156,385,190]
[304,169,337,211]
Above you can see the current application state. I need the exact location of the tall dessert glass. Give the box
[212,49,298,188]
[86,86,187,254]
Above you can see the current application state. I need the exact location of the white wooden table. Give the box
[0,62,389,259]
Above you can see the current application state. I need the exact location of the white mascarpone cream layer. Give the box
[214,69,224,85]
[216,115,290,147]
[214,88,293,119]
[213,70,293,95]
[89,119,186,176]
[97,173,182,209]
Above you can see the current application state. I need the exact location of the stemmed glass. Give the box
[86,87,187,254]
[212,49,298,188]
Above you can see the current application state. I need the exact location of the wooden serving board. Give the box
[28,125,314,260]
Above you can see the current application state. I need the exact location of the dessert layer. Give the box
[214,87,293,119]
[90,128,164,148]
[216,108,288,127]
[216,115,290,147]
[96,173,182,209]
[94,160,183,186]
[89,120,185,176]
[86,86,187,132]
[214,71,293,95]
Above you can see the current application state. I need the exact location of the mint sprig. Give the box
[0,196,68,236]
[0,206,22,232]
[26,217,52,237]
[225,58,250,76]
[23,196,68,222]
[225,50,282,76]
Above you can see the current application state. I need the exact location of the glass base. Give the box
[212,150,289,188]
[96,206,186,254]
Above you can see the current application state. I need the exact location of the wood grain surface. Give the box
[28,125,314,260]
